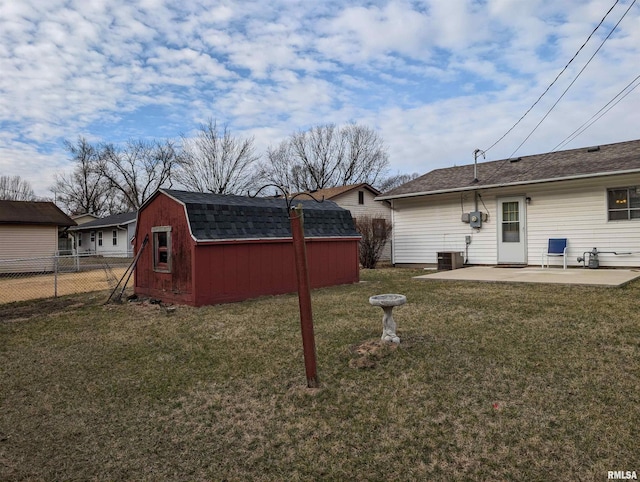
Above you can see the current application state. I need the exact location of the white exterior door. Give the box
[497,196,527,264]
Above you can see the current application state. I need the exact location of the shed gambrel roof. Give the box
[68,211,136,231]
[159,189,360,241]
[0,200,76,226]
[378,139,640,200]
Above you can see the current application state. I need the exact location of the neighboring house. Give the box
[71,213,100,225]
[296,183,392,260]
[0,200,76,272]
[68,212,137,257]
[134,189,361,306]
[377,139,640,268]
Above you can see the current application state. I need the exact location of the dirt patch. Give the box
[0,268,128,305]
[0,297,88,322]
[348,339,399,369]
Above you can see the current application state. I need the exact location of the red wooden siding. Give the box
[134,193,195,305]
[193,238,359,306]
[135,191,360,307]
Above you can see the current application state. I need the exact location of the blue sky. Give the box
[1,0,639,196]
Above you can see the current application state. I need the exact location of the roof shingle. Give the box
[161,189,360,241]
[0,201,76,226]
[68,211,136,231]
[379,139,640,199]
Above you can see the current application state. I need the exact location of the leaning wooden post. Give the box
[290,203,320,388]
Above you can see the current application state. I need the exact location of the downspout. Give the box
[390,200,395,265]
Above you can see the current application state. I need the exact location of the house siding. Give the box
[0,225,57,272]
[392,173,640,268]
[335,188,392,260]
[75,225,134,257]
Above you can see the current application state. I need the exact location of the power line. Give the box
[553,74,640,151]
[483,0,620,155]
[489,73,640,186]
[506,0,637,159]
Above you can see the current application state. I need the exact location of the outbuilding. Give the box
[133,189,361,306]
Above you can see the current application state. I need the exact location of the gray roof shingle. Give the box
[379,139,640,199]
[162,189,360,241]
[68,211,136,231]
[0,201,76,226]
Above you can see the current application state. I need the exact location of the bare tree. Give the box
[340,123,389,187]
[0,175,36,201]
[174,120,259,195]
[98,139,179,210]
[51,138,119,215]
[355,215,392,269]
[377,172,421,193]
[260,142,296,195]
[258,123,389,192]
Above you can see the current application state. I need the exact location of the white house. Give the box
[377,139,640,268]
[68,211,136,257]
[300,183,392,260]
[0,200,76,272]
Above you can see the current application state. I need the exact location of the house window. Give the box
[98,231,103,247]
[152,226,172,273]
[90,231,95,243]
[372,218,387,239]
[358,191,364,205]
[78,234,82,247]
[607,187,640,220]
[502,202,520,242]
[112,230,118,246]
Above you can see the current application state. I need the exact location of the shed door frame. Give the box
[497,196,527,264]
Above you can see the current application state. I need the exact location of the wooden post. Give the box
[290,204,320,388]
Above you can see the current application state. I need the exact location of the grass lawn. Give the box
[1,268,639,480]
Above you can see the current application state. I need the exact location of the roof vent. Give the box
[587,146,600,152]
[509,157,522,163]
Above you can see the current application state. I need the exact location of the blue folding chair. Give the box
[542,238,568,269]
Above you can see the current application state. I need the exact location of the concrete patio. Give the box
[414,266,640,287]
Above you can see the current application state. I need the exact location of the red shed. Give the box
[133,189,361,306]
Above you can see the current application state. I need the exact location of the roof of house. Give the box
[68,211,137,231]
[378,139,640,200]
[294,183,381,201]
[157,189,360,241]
[71,213,100,224]
[0,200,76,226]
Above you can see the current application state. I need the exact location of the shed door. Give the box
[497,197,527,264]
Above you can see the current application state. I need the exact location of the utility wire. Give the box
[553,74,640,151]
[506,0,637,159]
[483,0,620,155]
[490,73,640,187]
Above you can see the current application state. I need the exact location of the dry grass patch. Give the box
[1,268,639,480]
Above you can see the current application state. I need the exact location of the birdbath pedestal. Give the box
[369,294,406,344]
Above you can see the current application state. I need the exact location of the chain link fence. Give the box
[0,253,135,304]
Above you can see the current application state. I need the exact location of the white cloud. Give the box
[0,0,638,198]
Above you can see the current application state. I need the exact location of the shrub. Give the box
[354,215,392,269]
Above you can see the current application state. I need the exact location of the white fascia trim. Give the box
[195,235,362,243]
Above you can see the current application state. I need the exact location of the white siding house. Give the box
[378,139,640,268]
[0,201,76,272]
[69,212,136,257]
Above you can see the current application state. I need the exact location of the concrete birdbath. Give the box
[369,294,406,344]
